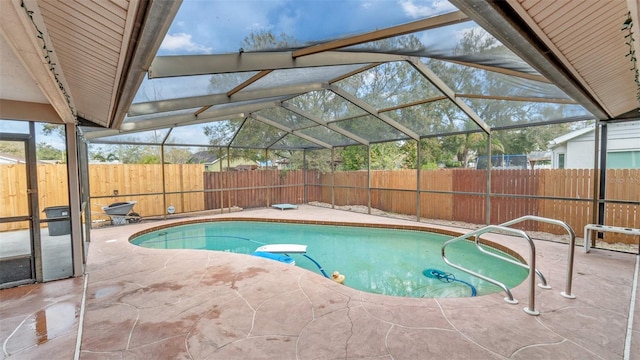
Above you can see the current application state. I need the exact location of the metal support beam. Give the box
[65,124,84,277]
[416,139,421,222]
[292,11,469,58]
[331,148,335,209]
[408,58,491,134]
[129,83,325,116]
[281,103,370,146]
[330,85,420,140]
[448,0,609,119]
[250,113,333,149]
[149,51,404,78]
[367,145,372,215]
[485,132,492,225]
[303,149,307,203]
[161,144,167,220]
[597,123,607,244]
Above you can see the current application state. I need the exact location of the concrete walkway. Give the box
[1,205,638,359]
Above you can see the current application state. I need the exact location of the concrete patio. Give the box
[1,205,638,359]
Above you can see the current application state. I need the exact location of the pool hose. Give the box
[302,254,330,278]
[423,268,477,297]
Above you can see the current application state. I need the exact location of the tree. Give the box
[0,141,24,155]
[37,142,65,162]
[199,27,586,170]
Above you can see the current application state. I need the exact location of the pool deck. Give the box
[1,205,639,359]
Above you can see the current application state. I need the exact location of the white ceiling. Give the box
[0,34,48,104]
[0,0,179,127]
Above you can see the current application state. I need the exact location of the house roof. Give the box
[548,126,595,148]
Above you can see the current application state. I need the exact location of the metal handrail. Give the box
[472,233,550,290]
[442,225,540,315]
[499,215,576,299]
[442,215,577,316]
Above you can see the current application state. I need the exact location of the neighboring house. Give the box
[549,122,640,169]
[0,154,61,164]
[0,153,26,164]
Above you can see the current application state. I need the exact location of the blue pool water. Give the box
[131,221,528,298]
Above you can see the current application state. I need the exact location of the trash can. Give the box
[42,206,71,236]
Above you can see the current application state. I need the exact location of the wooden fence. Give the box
[313,168,639,244]
[89,164,206,220]
[202,169,318,209]
[0,164,206,231]
[1,164,70,231]
[1,164,638,246]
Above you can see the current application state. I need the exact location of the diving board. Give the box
[255,244,308,254]
[272,203,298,210]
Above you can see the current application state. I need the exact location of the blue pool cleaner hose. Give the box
[423,268,477,297]
[302,254,330,278]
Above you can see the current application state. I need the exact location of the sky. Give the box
[133,0,469,104]
[157,0,458,56]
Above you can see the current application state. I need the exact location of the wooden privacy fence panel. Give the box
[1,164,69,231]
[537,169,594,237]
[491,169,541,230]
[419,169,453,220]
[89,164,205,218]
[2,164,638,247]
[305,170,323,202]
[203,169,306,210]
[452,169,487,224]
[603,169,640,243]
[319,171,369,206]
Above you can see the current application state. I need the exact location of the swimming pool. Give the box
[130,220,528,298]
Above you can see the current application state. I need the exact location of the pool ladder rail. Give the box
[441,215,576,316]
